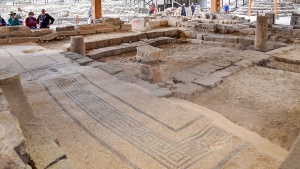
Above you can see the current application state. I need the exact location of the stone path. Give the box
[1,44,288,168]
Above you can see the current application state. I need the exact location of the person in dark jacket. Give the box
[0,14,6,26]
[37,9,55,29]
[191,3,195,16]
[181,3,186,16]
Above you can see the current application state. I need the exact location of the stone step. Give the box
[87,37,179,60]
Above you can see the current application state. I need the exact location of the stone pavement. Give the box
[1,44,288,168]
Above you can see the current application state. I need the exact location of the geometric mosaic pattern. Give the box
[42,76,247,168]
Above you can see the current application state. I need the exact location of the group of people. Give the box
[180,3,196,16]
[149,4,156,15]
[0,8,55,29]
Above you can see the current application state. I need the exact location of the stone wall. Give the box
[0,18,133,45]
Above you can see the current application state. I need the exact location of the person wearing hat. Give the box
[37,9,55,29]
[7,11,20,26]
[0,14,7,26]
[25,12,37,29]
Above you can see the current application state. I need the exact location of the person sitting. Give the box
[0,14,7,26]
[37,9,55,29]
[25,12,37,29]
[7,11,20,26]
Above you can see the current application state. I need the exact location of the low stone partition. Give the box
[87,37,179,59]
[84,28,179,51]
[195,34,287,51]
[269,26,300,43]
[0,18,133,45]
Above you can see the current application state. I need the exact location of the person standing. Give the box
[191,3,195,16]
[37,9,55,29]
[181,3,186,16]
[25,12,37,29]
[0,14,7,26]
[223,4,229,14]
[7,11,20,26]
[16,7,26,25]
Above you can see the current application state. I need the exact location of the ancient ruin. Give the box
[0,0,300,168]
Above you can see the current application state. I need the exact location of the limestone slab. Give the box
[76,57,93,66]
[192,76,223,88]
[173,71,202,84]
[150,88,173,98]
[172,83,204,99]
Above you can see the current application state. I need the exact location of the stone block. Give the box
[239,28,255,35]
[207,60,232,68]
[239,38,254,46]
[171,29,179,38]
[221,65,242,74]
[214,36,225,42]
[76,57,93,66]
[197,34,204,40]
[7,31,31,37]
[136,45,165,62]
[96,28,115,33]
[213,42,225,47]
[130,18,146,31]
[114,25,121,31]
[234,43,247,50]
[58,31,78,37]
[122,35,138,43]
[150,88,173,98]
[0,38,9,45]
[200,63,223,70]
[137,33,147,40]
[224,43,235,48]
[234,59,253,68]
[172,83,204,99]
[85,41,98,50]
[164,30,172,37]
[87,48,109,59]
[115,71,138,83]
[173,71,202,84]
[134,80,160,91]
[160,20,168,26]
[97,39,110,48]
[203,41,214,46]
[40,33,58,41]
[267,41,275,51]
[246,45,255,50]
[98,63,123,74]
[203,35,215,41]
[146,21,161,29]
[210,71,232,78]
[225,37,239,43]
[147,32,158,39]
[192,76,223,88]
[121,24,132,31]
[151,67,162,82]
[61,52,85,60]
[78,30,97,35]
[108,38,122,46]
[139,64,152,80]
[56,26,75,32]
[10,37,40,43]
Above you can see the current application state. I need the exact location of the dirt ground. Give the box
[39,39,300,152]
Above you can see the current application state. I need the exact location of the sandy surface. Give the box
[188,66,300,151]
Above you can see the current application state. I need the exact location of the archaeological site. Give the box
[0,0,300,168]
